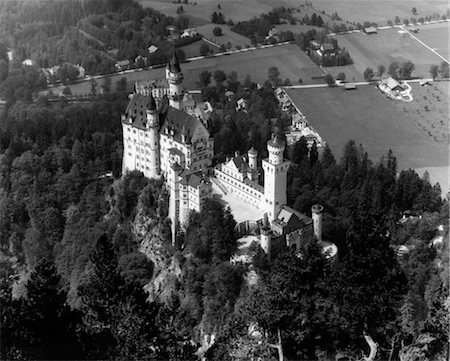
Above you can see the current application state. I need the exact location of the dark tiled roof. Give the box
[268,134,284,148]
[274,205,312,228]
[179,170,208,188]
[123,93,157,129]
[232,155,249,173]
[167,52,181,73]
[160,107,205,144]
[248,146,258,155]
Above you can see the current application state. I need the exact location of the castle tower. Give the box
[311,204,323,242]
[260,213,272,261]
[166,52,184,110]
[146,95,161,178]
[261,134,290,221]
[247,146,258,181]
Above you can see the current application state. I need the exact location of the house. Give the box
[115,60,131,71]
[344,83,356,90]
[148,45,158,54]
[364,27,377,34]
[135,54,148,66]
[225,90,234,100]
[22,59,37,66]
[384,77,404,91]
[266,27,281,40]
[181,28,197,38]
[309,40,321,50]
[320,42,335,54]
[236,98,247,112]
[419,79,431,86]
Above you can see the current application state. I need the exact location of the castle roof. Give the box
[232,155,249,173]
[273,205,312,230]
[179,170,207,188]
[167,52,181,73]
[123,93,156,129]
[248,146,258,155]
[160,107,207,144]
[268,134,284,148]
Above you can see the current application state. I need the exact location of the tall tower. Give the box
[146,95,160,178]
[261,134,290,221]
[311,204,323,241]
[247,146,258,181]
[166,52,184,110]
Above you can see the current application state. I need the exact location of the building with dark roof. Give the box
[121,53,213,243]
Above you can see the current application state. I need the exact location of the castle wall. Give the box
[214,167,263,208]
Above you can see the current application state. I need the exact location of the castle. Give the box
[121,53,325,253]
[121,53,214,240]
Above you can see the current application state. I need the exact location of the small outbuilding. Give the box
[344,83,356,90]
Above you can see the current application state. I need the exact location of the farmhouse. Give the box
[382,77,404,91]
[364,27,377,34]
[115,60,131,71]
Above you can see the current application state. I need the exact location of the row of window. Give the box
[216,172,262,199]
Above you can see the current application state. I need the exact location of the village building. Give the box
[115,59,131,71]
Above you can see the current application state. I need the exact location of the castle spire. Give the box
[166,51,184,109]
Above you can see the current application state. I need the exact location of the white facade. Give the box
[122,54,213,242]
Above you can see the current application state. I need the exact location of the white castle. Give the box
[122,53,325,252]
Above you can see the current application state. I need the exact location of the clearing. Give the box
[283,84,449,173]
[330,27,446,80]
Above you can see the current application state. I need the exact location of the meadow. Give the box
[311,0,448,25]
[284,84,449,173]
[330,27,445,80]
[196,24,251,48]
[50,44,324,95]
[139,0,449,27]
[414,22,450,60]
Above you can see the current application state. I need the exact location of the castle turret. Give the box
[261,134,290,221]
[260,213,272,261]
[247,146,258,181]
[146,95,160,178]
[311,204,323,242]
[166,52,184,110]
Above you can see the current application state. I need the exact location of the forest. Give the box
[0,61,448,360]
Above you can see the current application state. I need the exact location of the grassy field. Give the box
[50,44,324,95]
[414,22,450,61]
[284,84,449,173]
[196,24,251,48]
[312,0,449,25]
[330,27,446,81]
[178,38,219,58]
[139,0,449,27]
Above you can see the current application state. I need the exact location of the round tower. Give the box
[146,95,160,178]
[248,146,258,170]
[260,213,272,261]
[166,52,184,110]
[267,134,285,165]
[311,204,323,242]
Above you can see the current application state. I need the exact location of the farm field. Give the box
[331,27,445,81]
[413,22,450,61]
[284,84,449,177]
[311,0,449,25]
[196,24,251,48]
[139,0,449,27]
[50,44,324,95]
